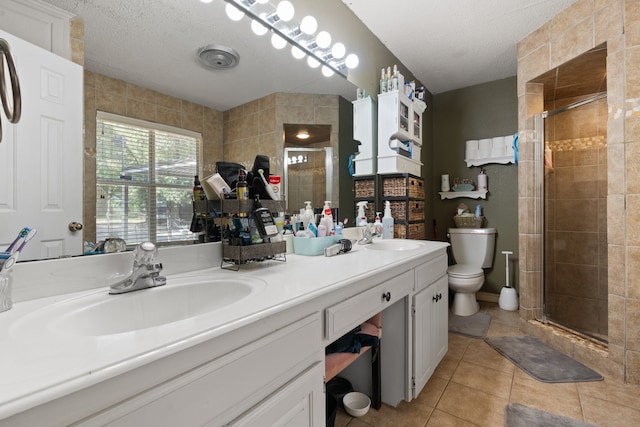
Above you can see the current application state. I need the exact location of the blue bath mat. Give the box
[485,336,603,383]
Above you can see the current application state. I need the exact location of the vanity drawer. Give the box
[414,253,448,292]
[325,270,413,341]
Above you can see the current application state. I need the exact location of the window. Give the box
[96,111,201,245]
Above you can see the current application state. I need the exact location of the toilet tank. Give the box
[448,228,496,268]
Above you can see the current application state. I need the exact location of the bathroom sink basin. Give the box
[365,240,423,251]
[12,277,266,336]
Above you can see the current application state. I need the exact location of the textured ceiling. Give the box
[40,0,580,110]
[341,0,579,94]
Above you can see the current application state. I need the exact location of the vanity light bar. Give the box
[218,0,358,77]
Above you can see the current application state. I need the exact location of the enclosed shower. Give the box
[534,44,608,343]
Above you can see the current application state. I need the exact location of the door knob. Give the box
[68,222,83,232]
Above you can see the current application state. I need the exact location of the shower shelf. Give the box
[438,190,488,200]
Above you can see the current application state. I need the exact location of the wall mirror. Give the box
[1,0,364,261]
[283,124,333,212]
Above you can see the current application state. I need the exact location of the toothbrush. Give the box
[15,228,37,254]
[257,169,278,200]
[5,227,30,253]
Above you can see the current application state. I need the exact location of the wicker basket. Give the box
[454,215,484,228]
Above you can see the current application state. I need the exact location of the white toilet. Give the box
[447,228,496,316]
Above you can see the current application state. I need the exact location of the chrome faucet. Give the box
[358,223,381,245]
[109,242,167,294]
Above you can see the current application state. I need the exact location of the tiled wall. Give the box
[544,97,608,339]
[517,0,640,383]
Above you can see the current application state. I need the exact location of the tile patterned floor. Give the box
[333,302,640,427]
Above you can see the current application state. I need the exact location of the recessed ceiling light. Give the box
[296,130,310,139]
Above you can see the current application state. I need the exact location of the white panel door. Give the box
[0,29,83,260]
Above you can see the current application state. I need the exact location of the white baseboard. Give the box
[477,291,499,303]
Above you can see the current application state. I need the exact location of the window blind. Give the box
[96,111,202,245]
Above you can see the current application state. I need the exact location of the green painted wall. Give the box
[432,77,519,295]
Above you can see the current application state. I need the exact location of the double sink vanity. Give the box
[0,238,448,426]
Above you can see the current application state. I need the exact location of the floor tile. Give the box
[462,339,515,374]
[355,400,433,427]
[436,382,507,427]
[577,377,640,411]
[451,360,513,399]
[417,375,449,408]
[580,393,640,427]
[425,409,480,426]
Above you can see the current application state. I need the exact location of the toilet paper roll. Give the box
[491,137,505,157]
[478,138,492,159]
[465,140,478,160]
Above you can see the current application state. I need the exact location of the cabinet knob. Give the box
[382,292,391,302]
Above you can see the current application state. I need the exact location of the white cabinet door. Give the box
[227,362,324,427]
[0,29,83,260]
[412,274,448,398]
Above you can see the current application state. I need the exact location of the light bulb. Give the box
[345,53,359,69]
[307,56,320,68]
[291,46,306,59]
[321,65,335,77]
[271,33,287,49]
[200,0,213,3]
[276,1,295,22]
[225,3,244,21]
[316,31,331,49]
[256,0,269,3]
[331,42,345,59]
[300,16,317,35]
[251,15,268,36]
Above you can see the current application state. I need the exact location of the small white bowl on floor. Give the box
[343,392,371,417]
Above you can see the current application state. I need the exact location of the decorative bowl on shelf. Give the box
[452,184,474,192]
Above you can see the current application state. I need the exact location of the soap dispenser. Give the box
[382,201,394,239]
[356,201,368,226]
[303,201,314,230]
[374,212,383,235]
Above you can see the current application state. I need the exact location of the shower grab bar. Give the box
[0,38,21,143]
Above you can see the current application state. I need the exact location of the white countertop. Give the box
[0,240,448,419]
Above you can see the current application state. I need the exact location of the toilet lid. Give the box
[447,264,483,278]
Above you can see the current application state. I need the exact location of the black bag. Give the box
[215,161,246,191]
[247,155,271,199]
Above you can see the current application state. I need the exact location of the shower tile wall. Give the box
[544,97,608,339]
[518,0,640,383]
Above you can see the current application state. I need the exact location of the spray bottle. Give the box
[382,200,394,239]
[356,201,368,227]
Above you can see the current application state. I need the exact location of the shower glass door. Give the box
[541,98,608,343]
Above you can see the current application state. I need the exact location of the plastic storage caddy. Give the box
[293,236,338,256]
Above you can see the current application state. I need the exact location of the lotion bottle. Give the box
[382,201,394,239]
[322,200,334,235]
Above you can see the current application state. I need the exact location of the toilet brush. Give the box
[498,251,518,311]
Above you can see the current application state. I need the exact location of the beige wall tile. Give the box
[595,0,623,45]
[550,18,595,69]
[627,47,640,99]
[608,244,626,296]
[627,195,640,246]
[519,23,551,62]
[626,0,640,48]
[628,298,640,351]
[517,45,550,96]
[550,0,594,39]
[608,195,625,245]
[627,349,640,384]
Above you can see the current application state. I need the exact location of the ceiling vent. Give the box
[197,45,240,70]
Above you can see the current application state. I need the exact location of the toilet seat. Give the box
[447,264,483,279]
